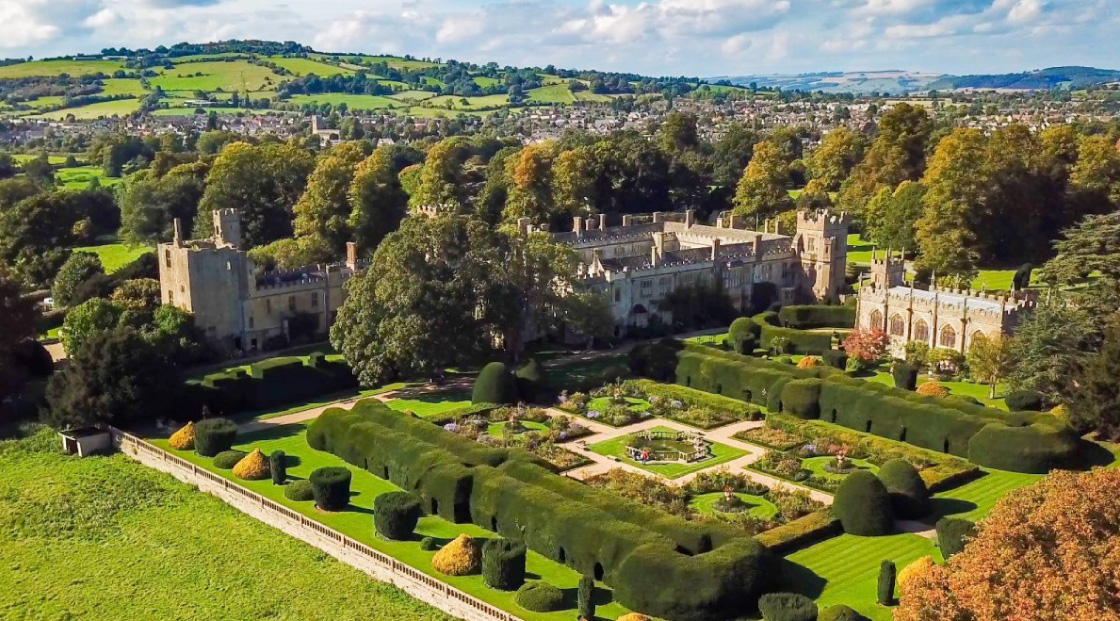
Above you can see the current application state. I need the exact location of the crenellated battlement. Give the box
[796,208,851,233]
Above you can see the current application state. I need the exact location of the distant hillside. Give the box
[713,66,1120,94]
[926,66,1120,91]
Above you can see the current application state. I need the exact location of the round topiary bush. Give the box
[482,538,527,590]
[819,604,869,621]
[916,381,949,397]
[892,363,919,391]
[432,534,482,576]
[270,450,287,484]
[834,470,894,536]
[420,536,440,551]
[935,516,976,559]
[309,467,352,511]
[194,418,237,457]
[728,317,760,354]
[780,379,822,419]
[515,581,565,613]
[168,422,196,450]
[877,458,930,519]
[1005,389,1043,411]
[213,450,247,469]
[514,358,549,402]
[373,491,422,541]
[758,592,818,621]
[472,362,516,405]
[232,448,270,480]
[284,480,314,501]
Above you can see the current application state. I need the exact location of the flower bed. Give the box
[749,451,841,493]
[557,379,763,429]
[440,406,593,471]
[735,426,808,451]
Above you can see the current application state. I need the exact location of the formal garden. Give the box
[588,427,747,478]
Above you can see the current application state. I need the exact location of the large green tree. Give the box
[1069,318,1120,439]
[865,180,925,252]
[118,168,206,245]
[293,141,367,255]
[0,266,39,401]
[914,128,986,283]
[809,128,866,192]
[52,251,104,307]
[348,145,409,254]
[408,137,473,211]
[1007,293,1099,405]
[732,140,791,219]
[838,103,932,218]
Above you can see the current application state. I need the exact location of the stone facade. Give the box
[553,209,850,335]
[856,251,1036,357]
[158,210,360,354]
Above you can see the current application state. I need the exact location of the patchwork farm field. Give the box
[30,99,141,120]
[0,427,454,621]
[148,60,280,93]
[265,56,353,77]
[287,93,403,111]
[0,58,123,79]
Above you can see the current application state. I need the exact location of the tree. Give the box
[842,328,889,363]
[408,137,471,210]
[550,146,595,221]
[44,327,180,429]
[914,129,985,284]
[348,145,408,254]
[658,111,699,154]
[809,128,865,192]
[196,142,315,248]
[1069,134,1120,209]
[61,298,121,356]
[966,334,1012,399]
[1043,210,1120,316]
[52,252,104,308]
[0,191,95,288]
[839,103,931,218]
[732,140,791,219]
[710,123,758,188]
[110,278,161,314]
[246,236,331,271]
[865,181,925,251]
[118,170,205,245]
[1068,318,1120,440]
[896,469,1120,621]
[293,141,367,255]
[560,291,614,349]
[0,266,39,401]
[1007,293,1098,405]
[0,152,16,180]
[503,143,557,226]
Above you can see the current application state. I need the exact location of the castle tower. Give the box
[794,209,851,299]
[213,208,242,248]
[869,248,906,290]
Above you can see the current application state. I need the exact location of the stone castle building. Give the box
[158,209,361,353]
[552,209,851,334]
[855,250,1036,357]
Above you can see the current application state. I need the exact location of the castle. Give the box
[551,209,851,335]
[855,249,1036,357]
[158,209,361,353]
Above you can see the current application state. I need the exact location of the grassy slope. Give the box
[0,428,454,621]
[527,84,576,104]
[931,468,1043,522]
[151,424,630,621]
[149,60,280,93]
[785,533,938,621]
[56,166,122,190]
[588,426,747,478]
[30,99,141,120]
[287,93,403,110]
[266,56,354,77]
[0,59,123,78]
[71,241,149,273]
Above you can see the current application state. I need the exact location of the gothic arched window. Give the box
[940,325,957,348]
[914,320,929,343]
[870,310,883,329]
[889,314,905,336]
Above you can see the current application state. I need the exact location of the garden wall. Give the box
[112,430,519,621]
[308,401,779,621]
[673,343,1081,474]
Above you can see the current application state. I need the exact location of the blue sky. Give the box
[0,0,1116,77]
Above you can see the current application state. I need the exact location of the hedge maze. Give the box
[672,343,1082,473]
[308,399,779,621]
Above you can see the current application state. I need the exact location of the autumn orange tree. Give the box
[896,469,1120,621]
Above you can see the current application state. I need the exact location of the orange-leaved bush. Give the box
[915,381,948,397]
[232,449,270,480]
[896,469,1120,621]
[797,356,822,369]
[168,422,196,450]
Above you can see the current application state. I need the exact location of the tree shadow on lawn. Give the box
[929,497,978,519]
[780,558,826,600]
[1076,439,1118,469]
[239,423,308,444]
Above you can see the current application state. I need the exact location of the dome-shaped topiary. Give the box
[168,422,196,450]
[834,470,894,536]
[284,480,314,501]
[758,592,818,621]
[877,458,930,519]
[482,538,527,590]
[1005,389,1043,411]
[515,581,565,612]
[819,604,869,621]
[374,491,422,541]
[213,450,247,469]
[916,381,949,397]
[472,362,516,405]
[232,448,271,480]
[514,358,549,402]
[309,467,352,512]
[432,534,482,576]
[420,536,440,551]
[728,317,761,355]
[194,418,237,457]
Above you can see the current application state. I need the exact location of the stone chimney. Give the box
[710,238,720,261]
[753,233,763,255]
[518,217,531,236]
[685,209,695,227]
[653,211,663,223]
[573,216,583,236]
[345,242,357,270]
[173,218,183,246]
[598,213,607,231]
[622,215,633,227]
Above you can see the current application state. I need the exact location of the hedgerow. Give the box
[182,356,357,419]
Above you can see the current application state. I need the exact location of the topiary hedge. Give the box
[877,459,930,519]
[877,560,896,605]
[194,418,237,457]
[758,592,818,621]
[578,574,595,621]
[935,516,976,559]
[232,448,270,480]
[168,422,195,450]
[819,605,868,621]
[433,534,482,576]
[473,362,516,405]
[892,363,918,391]
[374,491,422,541]
[779,379,823,419]
[283,479,314,501]
[309,467,352,511]
[515,581,565,613]
[213,450,247,469]
[181,357,358,419]
[833,470,893,536]
[514,358,548,402]
[420,536,440,551]
[270,450,287,484]
[728,316,760,354]
[822,350,848,370]
[482,538,527,590]
[1005,389,1043,411]
[778,305,856,330]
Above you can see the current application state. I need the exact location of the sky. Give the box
[0,0,1117,77]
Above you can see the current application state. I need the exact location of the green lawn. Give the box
[99,78,148,96]
[389,89,438,101]
[71,240,150,273]
[527,84,576,104]
[0,58,123,79]
[384,391,472,420]
[802,456,879,481]
[588,426,747,479]
[266,56,354,77]
[0,427,454,621]
[472,75,500,88]
[930,468,1043,522]
[847,234,874,266]
[56,165,121,189]
[150,424,630,621]
[863,369,1007,409]
[689,492,778,520]
[548,355,628,391]
[149,60,279,93]
[784,533,938,621]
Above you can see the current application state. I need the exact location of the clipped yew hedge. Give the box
[671,343,1082,473]
[307,399,779,621]
[310,467,351,511]
[182,356,357,418]
[473,362,516,405]
[877,458,930,519]
[194,418,237,457]
[374,491,422,541]
[834,470,894,536]
[482,538,527,590]
[778,305,856,330]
